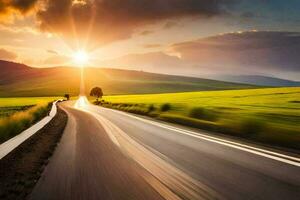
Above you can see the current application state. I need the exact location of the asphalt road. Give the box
[30,98,300,200]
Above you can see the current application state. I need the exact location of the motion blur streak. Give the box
[76,96,220,199]
[85,108,220,200]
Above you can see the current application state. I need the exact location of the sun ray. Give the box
[83,2,97,50]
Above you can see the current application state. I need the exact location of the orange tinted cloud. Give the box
[44,54,70,65]
[142,44,162,49]
[0,0,38,22]
[36,0,235,50]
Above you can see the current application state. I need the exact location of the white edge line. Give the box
[98,106,300,167]
[0,100,62,159]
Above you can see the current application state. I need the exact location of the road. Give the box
[30,97,300,200]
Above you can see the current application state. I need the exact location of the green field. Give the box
[102,87,300,149]
[0,97,59,143]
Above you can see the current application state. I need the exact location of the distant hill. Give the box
[217,75,300,87]
[0,60,255,97]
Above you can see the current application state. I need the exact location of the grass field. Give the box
[0,97,59,143]
[101,87,300,149]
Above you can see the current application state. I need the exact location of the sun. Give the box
[73,50,89,66]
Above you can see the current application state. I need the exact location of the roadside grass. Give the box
[0,97,58,144]
[0,105,34,118]
[99,87,300,150]
[0,97,59,107]
[0,103,52,144]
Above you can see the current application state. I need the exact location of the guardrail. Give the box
[0,100,61,159]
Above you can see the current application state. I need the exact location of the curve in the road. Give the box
[87,109,221,200]
[30,97,300,200]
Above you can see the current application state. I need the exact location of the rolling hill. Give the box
[217,75,300,87]
[0,60,255,97]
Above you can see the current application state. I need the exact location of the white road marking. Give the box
[97,106,300,167]
[0,100,61,159]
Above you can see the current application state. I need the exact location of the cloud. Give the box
[44,50,70,65]
[163,21,179,29]
[96,31,300,79]
[44,54,69,65]
[10,0,38,13]
[0,24,43,48]
[36,0,236,50]
[97,51,187,73]
[47,49,58,54]
[240,12,255,19]
[0,0,38,22]
[142,44,162,49]
[139,30,155,36]
[169,31,300,73]
[0,48,18,60]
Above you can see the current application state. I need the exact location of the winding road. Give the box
[30,97,300,200]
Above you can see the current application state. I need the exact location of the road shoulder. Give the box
[0,106,67,200]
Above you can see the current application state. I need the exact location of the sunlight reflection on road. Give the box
[74,96,90,109]
[70,95,222,200]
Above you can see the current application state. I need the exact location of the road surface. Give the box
[30,97,300,200]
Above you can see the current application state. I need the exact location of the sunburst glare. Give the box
[73,50,89,66]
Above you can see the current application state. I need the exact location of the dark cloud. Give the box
[11,0,38,13]
[170,31,300,72]
[93,31,300,79]
[0,0,38,19]
[163,21,179,29]
[0,1,7,13]
[240,12,255,19]
[36,0,236,50]
[0,48,18,60]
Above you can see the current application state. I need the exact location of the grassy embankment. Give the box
[0,97,58,143]
[99,87,300,150]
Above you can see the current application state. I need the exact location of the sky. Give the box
[0,0,300,80]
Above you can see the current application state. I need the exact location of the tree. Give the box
[90,87,103,102]
[64,94,70,100]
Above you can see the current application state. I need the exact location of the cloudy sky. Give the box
[0,0,300,80]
